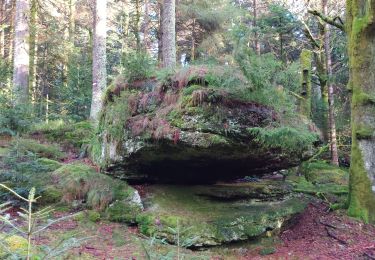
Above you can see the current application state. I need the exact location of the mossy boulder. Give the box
[95,66,318,183]
[52,163,143,221]
[300,161,349,185]
[287,161,349,206]
[136,184,309,247]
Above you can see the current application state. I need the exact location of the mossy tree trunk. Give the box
[161,0,176,68]
[12,0,30,105]
[347,0,375,223]
[299,49,312,118]
[90,0,107,122]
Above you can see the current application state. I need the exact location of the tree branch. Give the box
[302,21,320,49]
[308,10,345,31]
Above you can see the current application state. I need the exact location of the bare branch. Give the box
[308,10,345,32]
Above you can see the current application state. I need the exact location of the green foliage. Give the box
[31,120,94,148]
[60,47,93,122]
[259,247,276,256]
[100,91,131,140]
[87,210,101,223]
[106,201,141,224]
[0,92,37,135]
[248,127,317,154]
[120,51,156,83]
[0,184,87,259]
[52,163,141,214]
[300,161,349,185]
[10,138,65,160]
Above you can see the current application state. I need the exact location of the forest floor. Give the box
[1,137,375,259]
[30,191,375,260]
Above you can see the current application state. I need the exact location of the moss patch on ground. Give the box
[10,138,65,160]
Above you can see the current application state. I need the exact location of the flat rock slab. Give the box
[137,182,310,247]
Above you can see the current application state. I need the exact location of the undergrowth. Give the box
[248,127,318,154]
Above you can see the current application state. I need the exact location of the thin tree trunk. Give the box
[13,0,30,104]
[161,0,176,68]
[29,0,37,103]
[191,18,195,61]
[135,0,141,52]
[157,1,163,64]
[347,0,375,223]
[253,0,260,55]
[68,0,75,43]
[322,0,339,166]
[143,0,150,52]
[8,0,15,65]
[0,0,5,58]
[90,0,107,122]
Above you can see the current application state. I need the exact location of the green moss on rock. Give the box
[52,163,143,214]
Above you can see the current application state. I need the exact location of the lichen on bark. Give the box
[347,0,375,223]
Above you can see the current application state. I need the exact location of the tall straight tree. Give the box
[13,0,29,104]
[322,0,339,166]
[90,0,107,122]
[347,0,375,223]
[161,0,176,68]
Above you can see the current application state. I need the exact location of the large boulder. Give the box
[94,66,318,183]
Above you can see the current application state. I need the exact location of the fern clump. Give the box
[248,127,317,154]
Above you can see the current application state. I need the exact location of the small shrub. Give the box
[87,210,101,222]
[121,51,156,83]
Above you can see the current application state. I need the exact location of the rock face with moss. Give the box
[346,1,375,223]
[136,184,309,247]
[95,66,318,183]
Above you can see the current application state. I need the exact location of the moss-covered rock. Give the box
[95,66,318,183]
[136,184,309,247]
[52,163,143,216]
[287,161,349,206]
[300,161,349,185]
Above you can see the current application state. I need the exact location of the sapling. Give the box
[0,183,89,259]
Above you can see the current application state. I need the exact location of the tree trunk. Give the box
[68,0,75,43]
[12,0,30,104]
[135,0,141,52]
[299,49,312,118]
[322,0,339,166]
[253,0,260,55]
[161,0,176,68]
[157,2,163,64]
[347,0,375,223]
[0,0,5,58]
[143,0,150,52]
[29,0,37,103]
[90,0,107,122]
[191,18,196,61]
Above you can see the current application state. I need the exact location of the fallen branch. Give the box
[325,227,347,245]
